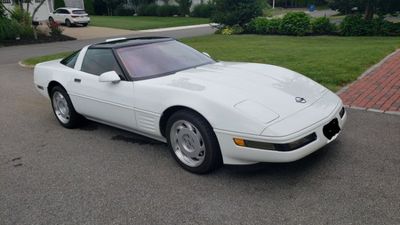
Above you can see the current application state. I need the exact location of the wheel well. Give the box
[159,106,208,138]
[47,81,63,97]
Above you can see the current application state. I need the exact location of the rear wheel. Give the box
[166,110,222,174]
[65,19,72,27]
[50,86,82,128]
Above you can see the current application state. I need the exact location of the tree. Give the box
[212,0,263,26]
[0,3,12,16]
[84,0,95,14]
[54,0,65,9]
[328,0,400,20]
[32,0,46,39]
[176,0,192,16]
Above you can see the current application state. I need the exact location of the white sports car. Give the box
[34,37,347,173]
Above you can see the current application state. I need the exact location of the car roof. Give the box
[89,37,174,49]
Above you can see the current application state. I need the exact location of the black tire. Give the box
[166,110,222,174]
[65,19,72,27]
[82,23,88,27]
[50,86,82,129]
[48,17,54,23]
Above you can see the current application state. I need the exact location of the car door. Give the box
[59,9,69,23]
[52,9,61,22]
[68,48,136,129]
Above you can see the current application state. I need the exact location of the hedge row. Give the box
[244,12,400,36]
[138,4,180,17]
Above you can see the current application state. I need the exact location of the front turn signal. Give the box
[233,138,246,147]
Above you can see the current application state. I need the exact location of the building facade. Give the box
[1,0,84,21]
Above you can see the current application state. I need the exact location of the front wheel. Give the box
[50,86,82,129]
[166,110,222,174]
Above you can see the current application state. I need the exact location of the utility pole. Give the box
[272,0,275,9]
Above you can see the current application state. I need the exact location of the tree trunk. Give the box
[31,0,46,40]
[364,0,374,20]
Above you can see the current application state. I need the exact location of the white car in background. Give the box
[33,37,347,174]
[49,7,90,27]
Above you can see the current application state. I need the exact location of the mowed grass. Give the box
[90,16,209,30]
[183,35,400,91]
[22,52,71,66]
[22,35,400,91]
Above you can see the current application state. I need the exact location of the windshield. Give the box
[72,10,87,14]
[116,40,215,79]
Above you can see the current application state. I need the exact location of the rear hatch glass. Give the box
[72,10,87,14]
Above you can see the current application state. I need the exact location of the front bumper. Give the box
[215,102,347,165]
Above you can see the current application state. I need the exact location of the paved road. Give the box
[0,28,399,224]
[0,25,215,65]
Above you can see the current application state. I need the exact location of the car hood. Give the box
[165,62,327,122]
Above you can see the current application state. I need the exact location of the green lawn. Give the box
[22,52,71,66]
[183,35,400,91]
[22,35,400,91]
[90,16,210,30]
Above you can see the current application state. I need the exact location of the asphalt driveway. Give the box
[0,32,399,224]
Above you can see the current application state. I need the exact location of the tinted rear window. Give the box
[72,10,87,14]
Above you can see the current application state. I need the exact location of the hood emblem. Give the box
[295,97,307,103]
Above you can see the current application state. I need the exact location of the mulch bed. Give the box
[0,34,76,47]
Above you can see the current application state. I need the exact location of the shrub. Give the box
[47,21,63,36]
[54,0,65,10]
[114,4,135,16]
[220,25,244,35]
[280,12,311,36]
[340,14,373,36]
[0,18,19,40]
[246,17,282,34]
[11,7,31,25]
[176,0,192,16]
[339,15,400,36]
[311,17,336,35]
[138,4,159,16]
[212,0,263,26]
[157,5,179,17]
[0,17,34,40]
[191,3,215,18]
[380,20,400,36]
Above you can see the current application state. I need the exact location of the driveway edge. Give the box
[18,61,35,69]
[338,48,400,116]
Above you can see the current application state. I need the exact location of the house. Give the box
[2,0,84,22]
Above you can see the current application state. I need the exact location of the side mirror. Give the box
[99,71,121,83]
[202,52,211,58]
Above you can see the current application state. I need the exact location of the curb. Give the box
[337,49,400,116]
[140,23,216,33]
[18,61,35,69]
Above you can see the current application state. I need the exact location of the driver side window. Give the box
[81,49,123,77]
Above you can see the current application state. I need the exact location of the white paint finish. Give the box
[68,71,136,129]
[49,7,90,25]
[33,42,346,165]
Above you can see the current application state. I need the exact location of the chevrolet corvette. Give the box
[34,37,346,173]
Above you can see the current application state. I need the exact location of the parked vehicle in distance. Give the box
[49,8,90,27]
[33,37,347,174]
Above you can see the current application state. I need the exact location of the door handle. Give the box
[74,78,81,83]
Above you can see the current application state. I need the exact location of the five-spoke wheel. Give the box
[166,110,222,174]
[50,86,82,128]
